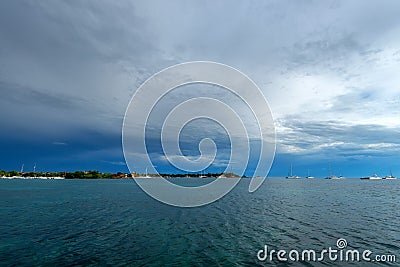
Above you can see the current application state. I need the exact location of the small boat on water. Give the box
[305,169,314,179]
[360,174,382,180]
[286,163,300,179]
[326,175,339,179]
[337,169,345,179]
[133,167,151,178]
[325,165,343,179]
[383,170,396,179]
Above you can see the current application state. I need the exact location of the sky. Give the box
[1,0,400,177]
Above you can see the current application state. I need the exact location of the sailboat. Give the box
[384,170,396,179]
[361,174,382,180]
[134,167,151,178]
[338,169,345,179]
[11,164,25,179]
[325,165,339,179]
[306,169,314,179]
[286,163,300,179]
[144,167,150,178]
[32,163,37,179]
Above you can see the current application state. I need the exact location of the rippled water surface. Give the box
[0,178,399,266]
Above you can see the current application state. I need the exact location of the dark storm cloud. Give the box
[0,0,168,145]
[0,81,86,109]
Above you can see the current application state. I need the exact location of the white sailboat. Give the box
[134,167,151,178]
[328,176,340,179]
[144,167,151,178]
[337,169,345,179]
[326,165,340,179]
[384,170,396,179]
[286,163,300,179]
[306,169,314,179]
[361,174,382,180]
[11,164,25,178]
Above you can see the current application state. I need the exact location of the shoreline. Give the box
[1,176,398,180]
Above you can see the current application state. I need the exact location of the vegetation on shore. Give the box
[159,172,240,178]
[0,170,115,179]
[0,170,241,178]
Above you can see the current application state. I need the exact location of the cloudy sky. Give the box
[1,0,400,177]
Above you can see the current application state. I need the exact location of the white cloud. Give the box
[1,0,400,171]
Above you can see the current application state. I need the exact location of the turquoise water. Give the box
[0,178,399,266]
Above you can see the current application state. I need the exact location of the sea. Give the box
[0,178,399,266]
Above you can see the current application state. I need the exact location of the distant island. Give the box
[0,170,241,179]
